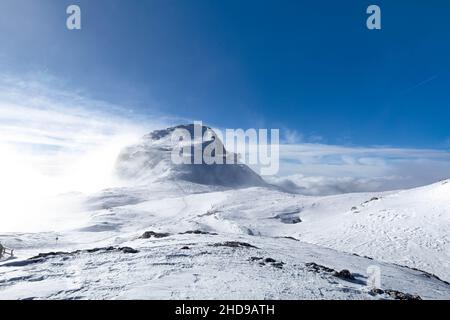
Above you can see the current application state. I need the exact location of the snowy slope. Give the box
[1,180,449,299]
[1,228,449,300]
[196,181,450,282]
[0,126,449,299]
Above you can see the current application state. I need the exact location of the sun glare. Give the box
[0,133,140,233]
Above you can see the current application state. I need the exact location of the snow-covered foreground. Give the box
[207,181,450,282]
[0,230,449,300]
[0,180,449,300]
[0,125,449,299]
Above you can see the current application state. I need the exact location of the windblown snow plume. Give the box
[115,124,266,188]
[0,76,167,232]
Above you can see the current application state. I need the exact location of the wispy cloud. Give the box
[0,75,173,231]
[1,74,450,228]
[400,75,439,95]
[268,143,450,195]
[0,75,178,176]
[282,129,303,144]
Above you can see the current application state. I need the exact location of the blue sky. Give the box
[1,0,450,195]
[1,0,450,148]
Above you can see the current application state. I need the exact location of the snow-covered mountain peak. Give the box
[143,124,211,142]
[115,124,266,188]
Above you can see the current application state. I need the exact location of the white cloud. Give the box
[0,75,174,232]
[282,129,303,144]
[268,143,450,195]
[1,74,450,230]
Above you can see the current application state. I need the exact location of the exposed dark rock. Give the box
[119,247,139,254]
[212,241,257,248]
[29,246,139,261]
[369,288,421,300]
[333,269,355,281]
[181,230,218,235]
[1,260,39,267]
[306,263,365,284]
[290,217,302,224]
[250,257,263,261]
[4,246,140,267]
[251,257,284,269]
[32,251,71,259]
[86,246,115,253]
[181,246,190,250]
[305,262,336,273]
[246,228,255,236]
[351,206,358,211]
[272,262,284,269]
[363,197,380,205]
[384,289,422,300]
[140,231,170,239]
[368,288,384,296]
[352,253,374,260]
